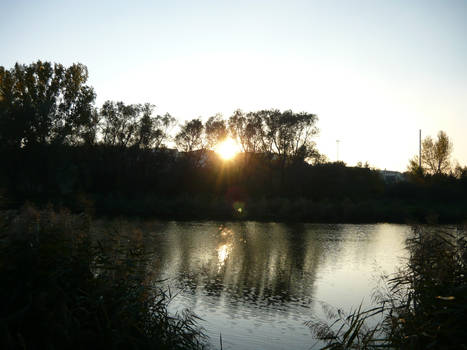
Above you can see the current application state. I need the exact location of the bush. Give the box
[0,205,207,350]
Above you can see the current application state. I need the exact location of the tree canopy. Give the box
[205,114,227,149]
[0,61,96,147]
[100,101,174,149]
[175,118,204,153]
[408,131,453,176]
[1,61,323,166]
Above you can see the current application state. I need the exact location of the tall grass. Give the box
[0,205,207,349]
[307,225,467,349]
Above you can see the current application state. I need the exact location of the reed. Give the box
[0,205,207,349]
[307,225,467,349]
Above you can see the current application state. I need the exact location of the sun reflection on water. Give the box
[217,244,230,265]
[217,226,234,269]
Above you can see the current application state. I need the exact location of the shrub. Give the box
[0,205,207,350]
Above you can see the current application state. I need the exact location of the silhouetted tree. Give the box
[262,110,318,161]
[239,109,317,187]
[453,163,467,179]
[154,113,176,149]
[228,109,264,154]
[0,61,96,147]
[100,101,164,148]
[100,101,140,146]
[81,108,100,145]
[137,108,175,149]
[310,153,329,165]
[408,131,453,175]
[138,105,155,149]
[204,113,227,149]
[175,118,204,152]
[356,161,371,169]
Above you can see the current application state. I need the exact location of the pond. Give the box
[144,222,411,349]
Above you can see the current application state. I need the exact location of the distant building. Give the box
[379,170,406,184]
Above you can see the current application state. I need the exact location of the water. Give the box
[143,222,411,349]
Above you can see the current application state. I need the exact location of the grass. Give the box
[0,205,207,350]
[307,225,467,349]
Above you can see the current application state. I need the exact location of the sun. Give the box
[215,138,240,160]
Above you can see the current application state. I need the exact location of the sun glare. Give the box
[215,138,239,160]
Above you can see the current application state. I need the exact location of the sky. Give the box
[2,0,466,171]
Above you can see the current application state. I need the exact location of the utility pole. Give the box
[419,129,421,169]
[336,140,340,162]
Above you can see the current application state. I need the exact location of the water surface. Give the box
[144,222,411,349]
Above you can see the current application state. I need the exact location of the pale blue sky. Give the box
[2,0,466,170]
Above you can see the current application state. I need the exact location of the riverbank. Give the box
[3,195,466,224]
[2,145,467,225]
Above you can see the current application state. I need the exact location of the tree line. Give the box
[3,61,464,175]
[0,61,323,167]
[1,61,467,223]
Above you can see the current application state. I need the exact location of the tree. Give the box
[152,112,176,150]
[0,61,96,147]
[254,109,320,187]
[174,118,204,152]
[261,109,319,163]
[408,131,453,175]
[137,108,175,150]
[229,108,321,171]
[204,114,227,149]
[81,108,100,145]
[100,101,142,147]
[137,104,155,149]
[228,109,264,154]
[453,163,467,179]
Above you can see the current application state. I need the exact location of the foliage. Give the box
[175,118,205,152]
[152,112,176,149]
[408,131,453,176]
[306,302,387,349]
[0,61,96,147]
[452,163,467,179]
[0,205,207,349]
[100,100,141,146]
[2,143,467,222]
[205,113,227,149]
[100,101,174,149]
[384,227,467,349]
[227,109,319,163]
[260,109,319,163]
[137,109,175,149]
[228,109,264,154]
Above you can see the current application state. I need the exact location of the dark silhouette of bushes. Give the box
[0,205,207,349]
[1,144,467,222]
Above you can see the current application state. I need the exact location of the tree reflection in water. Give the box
[137,221,409,350]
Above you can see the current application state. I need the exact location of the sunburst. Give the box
[215,138,240,160]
